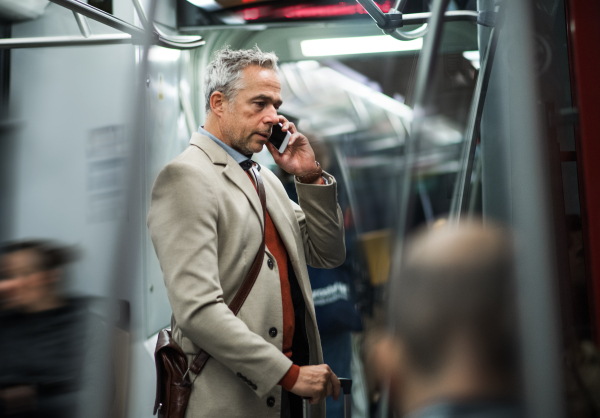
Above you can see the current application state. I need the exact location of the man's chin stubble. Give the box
[232,140,256,156]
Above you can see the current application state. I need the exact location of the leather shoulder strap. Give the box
[228,165,266,314]
[188,164,266,375]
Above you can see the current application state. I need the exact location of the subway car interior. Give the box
[0,0,599,417]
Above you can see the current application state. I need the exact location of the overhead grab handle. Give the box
[387,8,428,41]
[129,0,205,50]
[355,0,480,41]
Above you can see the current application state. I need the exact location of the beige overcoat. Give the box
[147,133,346,418]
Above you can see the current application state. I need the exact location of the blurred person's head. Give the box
[370,221,519,415]
[0,240,75,313]
[204,46,280,155]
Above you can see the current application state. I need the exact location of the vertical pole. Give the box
[382,1,450,417]
[303,399,311,418]
[72,11,92,38]
[503,1,565,417]
[449,20,499,219]
[566,0,600,341]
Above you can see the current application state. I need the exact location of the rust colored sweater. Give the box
[245,171,300,390]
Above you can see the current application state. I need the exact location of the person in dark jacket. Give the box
[0,240,86,418]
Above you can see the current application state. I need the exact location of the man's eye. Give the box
[255,102,265,108]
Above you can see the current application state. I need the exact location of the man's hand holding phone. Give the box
[266,115,322,183]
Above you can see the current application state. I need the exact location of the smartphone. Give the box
[269,123,291,153]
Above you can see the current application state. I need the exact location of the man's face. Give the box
[0,250,41,311]
[0,250,55,312]
[220,65,282,155]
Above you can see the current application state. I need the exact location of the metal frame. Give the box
[0,34,132,49]
[567,0,600,342]
[0,0,205,50]
[388,0,428,41]
[449,9,500,219]
[383,5,452,416]
[388,0,452,317]
[72,11,92,38]
[356,0,477,41]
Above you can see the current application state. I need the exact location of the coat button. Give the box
[269,327,278,338]
[267,259,274,269]
[267,396,275,407]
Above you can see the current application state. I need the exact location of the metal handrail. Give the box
[402,10,478,24]
[0,0,204,50]
[384,7,452,418]
[389,0,427,42]
[72,12,92,38]
[356,0,477,41]
[387,0,450,263]
[0,34,132,49]
[50,0,153,42]
[130,0,205,50]
[449,5,501,220]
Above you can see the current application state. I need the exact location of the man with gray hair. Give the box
[148,46,345,418]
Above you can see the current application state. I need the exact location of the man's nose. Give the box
[265,106,279,125]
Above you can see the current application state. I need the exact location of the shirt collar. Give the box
[198,126,251,164]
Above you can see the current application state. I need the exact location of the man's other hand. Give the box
[289,364,341,404]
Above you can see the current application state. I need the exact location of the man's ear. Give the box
[209,91,226,117]
[369,335,405,393]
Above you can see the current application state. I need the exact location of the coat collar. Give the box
[189,132,228,165]
[190,133,264,229]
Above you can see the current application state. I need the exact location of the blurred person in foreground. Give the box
[368,221,522,418]
[0,241,86,418]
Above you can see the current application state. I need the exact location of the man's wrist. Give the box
[279,364,300,391]
[296,161,323,184]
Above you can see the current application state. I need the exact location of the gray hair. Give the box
[204,46,279,113]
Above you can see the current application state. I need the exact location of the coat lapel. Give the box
[264,180,300,264]
[190,133,264,230]
[263,179,316,314]
[222,164,264,230]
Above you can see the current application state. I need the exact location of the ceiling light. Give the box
[300,35,422,57]
[462,50,480,69]
[148,47,181,63]
[186,0,221,11]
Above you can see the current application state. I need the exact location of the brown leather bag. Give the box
[153,165,267,418]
